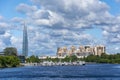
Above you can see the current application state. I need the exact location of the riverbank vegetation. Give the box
[0,56,20,68]
[26,55,79,63]
[0,47,20,68]
[26,53,120,64]
[83,53,120,64]
[26,55,40,63]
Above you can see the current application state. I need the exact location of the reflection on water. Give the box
[0,64,120,80]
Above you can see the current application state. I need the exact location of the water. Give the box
[0,64,120,80]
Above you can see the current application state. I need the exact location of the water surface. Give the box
[0,64,120,80]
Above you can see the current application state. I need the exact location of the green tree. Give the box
[62,55,78,62]
[51,58,59,62]
[0,56,7,67]
[63,56,70,62]
[70,55,78,62]
[46,56,51,62]
[26,55,40,63]
[0,56,20,68]
[4,47,18,56]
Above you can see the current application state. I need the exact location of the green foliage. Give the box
[4,47,18,56]
[63,56,70,62]
[83,53,120,64]
[46,56,51,62]
[51,58,59,62]
[61,55,78,62]
[26,55,40,63]
[26,53,120,64]
[0,56,20,68]
[70,55,78,62]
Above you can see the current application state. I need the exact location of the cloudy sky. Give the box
[0,0,120,56]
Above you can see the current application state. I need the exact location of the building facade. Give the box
[94,45,105,56]
[22,23,28,57]
[57,45,105,58]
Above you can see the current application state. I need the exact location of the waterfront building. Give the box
[0,52,5,56]
[79,46,85,52]
[70,45,76,55]
[57,46,68,57]
[94,45,105,56]
[57,47,64,57]
[57,45,106,58]
[22,23,28,57]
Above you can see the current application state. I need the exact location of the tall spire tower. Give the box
[22,22,28,57]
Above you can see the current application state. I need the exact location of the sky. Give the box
[0,0,120,56]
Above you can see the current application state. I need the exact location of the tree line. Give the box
[82,53,120,64]
[26,55,79,63]
[26,53,120,64]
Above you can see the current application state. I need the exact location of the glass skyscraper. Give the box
[22,23,28,57]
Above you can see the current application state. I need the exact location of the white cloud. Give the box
[16,3,37,14]
[0,22,8,28]
[10,36,22,50]
[0,0,120,55]
[116,0,120,2]
[115,47,119,50]
[0,15,3,20]
[102,30,109,36]
[11,17,23,23]
[15,0,116,54]
[27,0,111,29]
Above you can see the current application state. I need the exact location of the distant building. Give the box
[57,47,68,57]
[57,45,106,58]
[0,52,4,56]
[22,23,28,57]
[17,55,26,63]
[94,45,105,56]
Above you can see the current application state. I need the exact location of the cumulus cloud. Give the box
[0,22,8,28]
[102,16,120,44]
[16,3,37,14]
[1,0,120,55]
[116,0,120,2]
[15,0,120,54]
[11,17,23,23]
[25,0,111,29]
[0,31,12,51]
[0,15,3,20]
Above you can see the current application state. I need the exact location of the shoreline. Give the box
[22,61,86,66]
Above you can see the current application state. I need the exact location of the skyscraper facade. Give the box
[22,23,28,57]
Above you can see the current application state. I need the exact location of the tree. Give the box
[63,56,70,62]
[4,47,18,56]
[62,55,78,62]
[46,56,51,62]
[26,55,40,63]
[0,56,20,68]
[70,55,78,62]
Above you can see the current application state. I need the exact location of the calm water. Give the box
[0,64,120,80]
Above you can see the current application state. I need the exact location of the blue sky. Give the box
[0,0,120,56]
[0,0,32,18]
[101,0,120,15]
